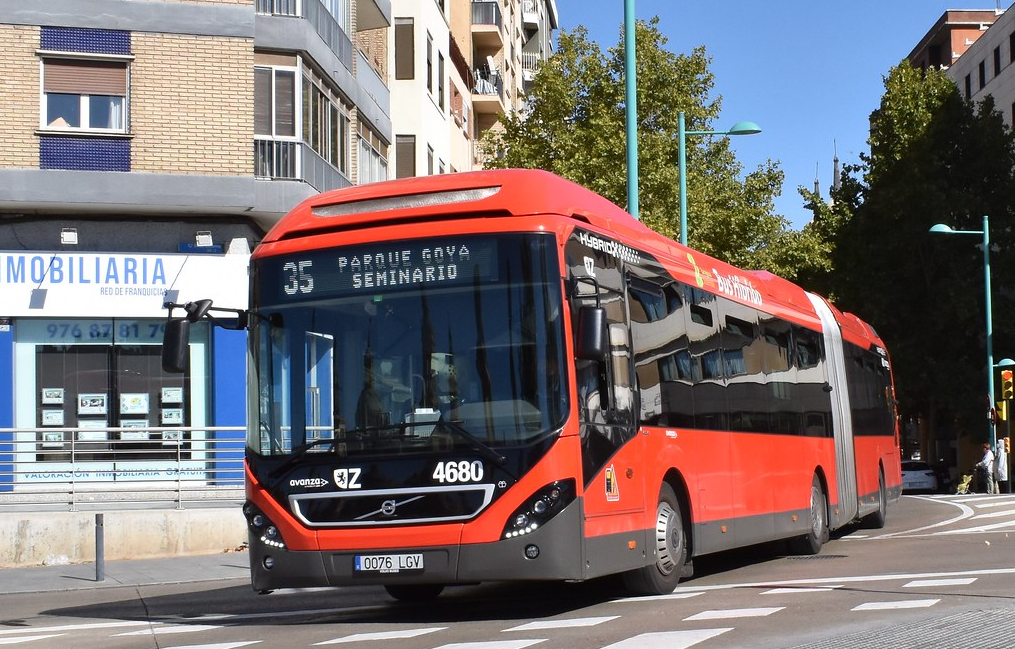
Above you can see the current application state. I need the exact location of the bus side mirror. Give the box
[162,318,190,373]
[576,306,608,361]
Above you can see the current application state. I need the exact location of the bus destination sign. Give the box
[265,238,499,302]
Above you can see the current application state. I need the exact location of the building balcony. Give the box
[472,67,504,114]
[472,1,504,55]
[254,138,352,193]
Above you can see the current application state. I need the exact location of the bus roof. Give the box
[261,169,884,350]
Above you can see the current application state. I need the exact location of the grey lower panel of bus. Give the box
[249,497,588,592]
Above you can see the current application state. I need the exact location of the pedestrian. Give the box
[975,442,996,493]
[995,439,1009,494]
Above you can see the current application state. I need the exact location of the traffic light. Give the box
[1005,437,1011,454]
[1002,369,1014,401]
[999,401,1009,422]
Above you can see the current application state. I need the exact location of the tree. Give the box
[481,19,806,275]
[812,62,1015,446]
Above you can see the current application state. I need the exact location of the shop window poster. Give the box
[161,387,183,404]
[41,431,64,447]
[41,388,64,405]
[120,393,150,415]
[121,419,150,440]
[41,409,64,426]
[77,393,108,415]
[161,408,184,425]
[78,419,108,441]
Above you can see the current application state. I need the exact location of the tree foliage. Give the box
[481,19,811,276]
[810,62,1015,442]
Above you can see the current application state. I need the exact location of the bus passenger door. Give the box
[568,268,645,521]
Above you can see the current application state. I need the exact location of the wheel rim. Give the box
[809,485,824,538]
[654,501,681,575]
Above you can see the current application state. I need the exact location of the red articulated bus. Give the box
[164,169,902,600]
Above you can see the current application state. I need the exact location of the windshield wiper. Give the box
[268,436,340,478]
[437,415,507,466]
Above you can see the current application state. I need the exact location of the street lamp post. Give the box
[929,215,996,446]
[677,111,761,246]
[624,0,638,219]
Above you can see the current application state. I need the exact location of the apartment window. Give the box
[995,46,1002,76]
[395,135,416,179]
[41,58,128,132]
[254,66,296,138]
[438,53,446,111]
[426,32,434,94]
[979,60,986,90]
[358,121,388,184]
[965,74,972,98]
[322,0,350,33]
[395,18,414,80]
[302,70,351,175]
[1010,32,1015,64]
[427,145,434,175]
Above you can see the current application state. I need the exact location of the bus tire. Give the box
[789,475,827,555]
[863,468,887,529]
[622,483,686,595]
[384,583,444,601]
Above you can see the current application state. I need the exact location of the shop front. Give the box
[0,247,250,492]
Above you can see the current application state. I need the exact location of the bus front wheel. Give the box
[623,483,687,595]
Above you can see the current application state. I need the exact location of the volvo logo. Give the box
[380,499,398,516]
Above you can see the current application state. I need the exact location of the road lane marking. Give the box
[683,607,783,621]
[599,629,733,649]
[0,621,151,636]
[611,591,704,602]
[670,567,1015,593]
[761,586,842,594]
[903,578,976,588]
[115,624,223,636]
[851,599,940,611]
[314,628,446,645]
[504,616,619,631]
[0,635,66,645]
[431,641,545,649]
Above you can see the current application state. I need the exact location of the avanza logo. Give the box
[289,477,329,488]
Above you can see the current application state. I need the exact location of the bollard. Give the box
[95,513,105,582]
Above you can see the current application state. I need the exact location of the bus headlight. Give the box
[501,479,575,539]
[244,501,288,550]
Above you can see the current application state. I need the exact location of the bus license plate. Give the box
[354,553,424,574]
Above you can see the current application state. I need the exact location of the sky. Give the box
[554,0,1008,230]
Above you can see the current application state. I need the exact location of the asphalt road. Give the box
[2,493,1015,648]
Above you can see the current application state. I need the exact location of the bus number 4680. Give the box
[432,460,483,483]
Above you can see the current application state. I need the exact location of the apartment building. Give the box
[390,0,558,175]
[0,0,390,492]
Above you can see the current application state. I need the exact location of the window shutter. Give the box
[275,70,295,137]
[44,59,127,95]
[395,19,414,80]
[254,68,271,136]
[395,135,415,179]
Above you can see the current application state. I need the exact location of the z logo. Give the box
[334,467,363,489]
[584,256,596,277]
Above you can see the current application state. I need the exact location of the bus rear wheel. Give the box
[789,475,827,555]
[622,483,687,595]
[384,583,444,601]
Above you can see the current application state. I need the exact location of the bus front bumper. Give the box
[248,498,584,592]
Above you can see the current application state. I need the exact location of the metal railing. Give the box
[472,0,503,29]
[255,138,300,179]
[0,426,246,512]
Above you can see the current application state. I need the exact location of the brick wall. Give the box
[131,33,254,175]
[0,25,42,169]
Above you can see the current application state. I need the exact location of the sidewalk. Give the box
[0,551,250,594]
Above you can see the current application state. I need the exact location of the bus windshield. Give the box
[248,232,567,458]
